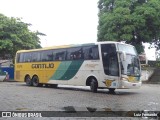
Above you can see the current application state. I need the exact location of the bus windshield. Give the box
[118,44,141,77]
[117,44,137,55]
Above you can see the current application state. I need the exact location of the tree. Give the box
[0,13,45,59]
[98,0,160,54]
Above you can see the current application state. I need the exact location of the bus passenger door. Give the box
[101,44,120,88]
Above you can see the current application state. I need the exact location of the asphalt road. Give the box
[0,82,160,119]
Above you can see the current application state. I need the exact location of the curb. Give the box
[3,79,18,82]
[142,81,160,84]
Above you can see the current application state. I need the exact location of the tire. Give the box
[90,78,98,93]
[25,75,32,86]
[32,76,41,87]
[109,88,115,93]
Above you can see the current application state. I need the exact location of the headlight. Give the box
[122,77,128,81]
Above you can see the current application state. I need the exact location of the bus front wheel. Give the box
[109,88,115,93]
[32,76,42,87]
[90,78,98,93]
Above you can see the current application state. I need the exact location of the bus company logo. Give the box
[32,63,54,69]
[2,112,11,117]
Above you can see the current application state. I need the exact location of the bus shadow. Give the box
[49,85,139,95]
[55,85,139,95]
[18,84,139,95]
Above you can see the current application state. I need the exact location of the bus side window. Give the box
[52,51,56,61]
[24,53,31,62]
[66,47,83,60]
[55,49,66,61]
[31,52,41,62]
[19,53,24,63]
[91,46,99,59]
[41,50,53,61]
[83,46,91,60]
[83,45,99,60]
[16,53,20,63]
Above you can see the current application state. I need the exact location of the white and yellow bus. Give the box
[15,42,141,92]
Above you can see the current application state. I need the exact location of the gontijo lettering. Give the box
[32,63,54,69]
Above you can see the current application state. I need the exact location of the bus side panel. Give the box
[48,60,102,86]
[48,60,84,85]
[73,60,101,86]
[43,61,64,84]
[14,63,43,82]
[14,62,61,83]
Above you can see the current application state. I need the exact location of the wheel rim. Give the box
[26,76,31,85]
[33,76,39,87]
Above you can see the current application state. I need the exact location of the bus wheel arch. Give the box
[24,74,32,86]
[32,75,43,87]
[86,76,98,93]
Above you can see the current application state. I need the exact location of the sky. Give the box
[143,43,156,61]
[0,0,156,60]
[0,0,99,47]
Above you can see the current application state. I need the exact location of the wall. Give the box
[148,68,160,83]
[1,67,14,80]
[141,69,154,81]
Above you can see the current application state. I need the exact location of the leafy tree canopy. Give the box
[0,13,45,59]
[98,0,160,54]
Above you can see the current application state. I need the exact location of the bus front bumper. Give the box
[121,80,142,89]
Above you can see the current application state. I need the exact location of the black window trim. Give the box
[16,45,100,63]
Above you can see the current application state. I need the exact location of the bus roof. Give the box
[16,41,132,53]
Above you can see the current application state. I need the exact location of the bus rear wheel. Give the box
[32,76,42,87]
[25,75,32,86]
[90,78,98,93]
